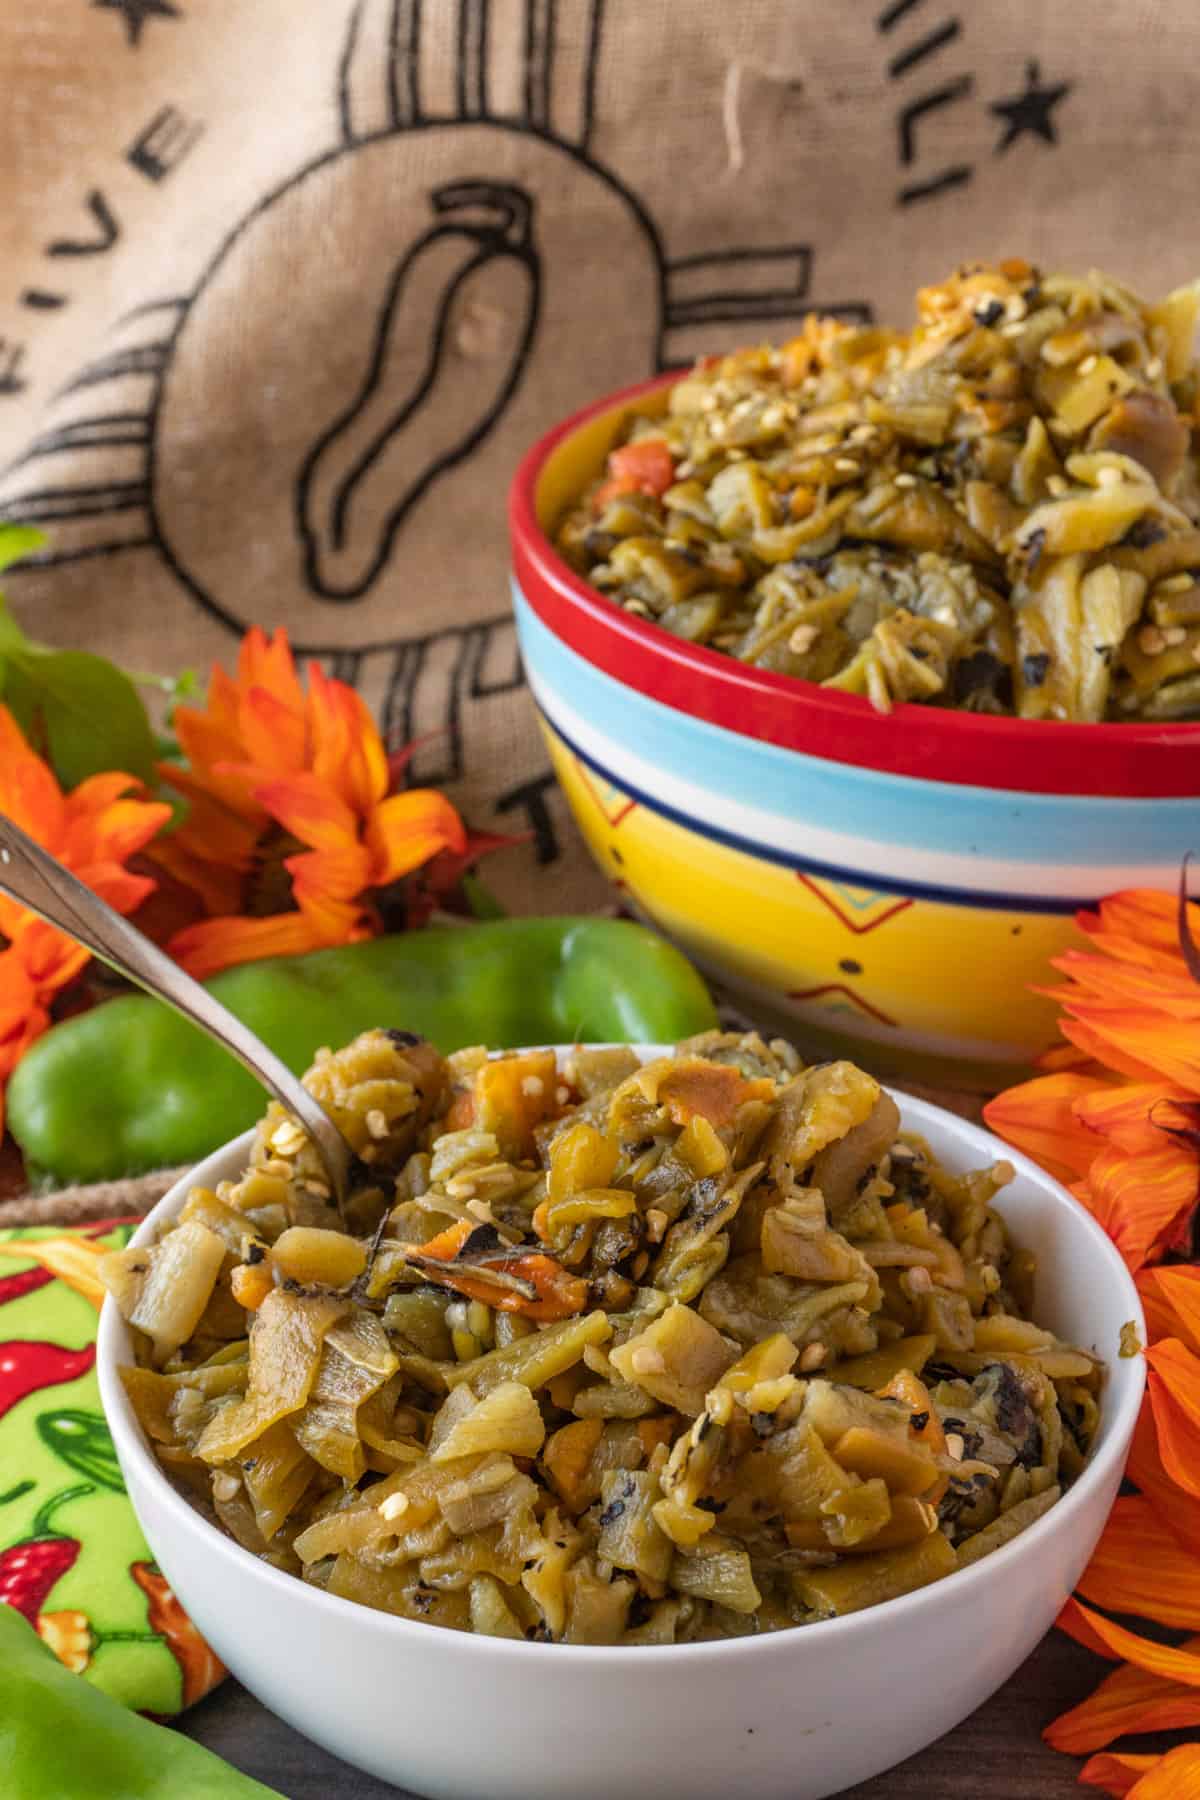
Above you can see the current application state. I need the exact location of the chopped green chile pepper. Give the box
[8,918,716,1184]
[0,1604,281,1799]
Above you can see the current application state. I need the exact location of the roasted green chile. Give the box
[8,918,716,1184]
[0,1605,280,1800]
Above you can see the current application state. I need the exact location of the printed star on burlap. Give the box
[92,0,181,48]
[990,60,1072,152]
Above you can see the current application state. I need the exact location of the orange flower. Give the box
[984,891,1200,1272]
[0,705,170,1131]
[155,630,476,979]
[989,885,1200,1784]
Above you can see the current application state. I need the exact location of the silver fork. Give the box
[0,811,354,1208]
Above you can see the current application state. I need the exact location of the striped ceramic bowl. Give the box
[509,375,1200,1088]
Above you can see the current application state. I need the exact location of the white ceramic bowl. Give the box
[98,1049,1144,1800]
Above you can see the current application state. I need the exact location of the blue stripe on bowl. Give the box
[537,698,1090,913]
[514,583,1200,869]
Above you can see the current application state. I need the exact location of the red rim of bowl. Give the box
[510,371,1200,798]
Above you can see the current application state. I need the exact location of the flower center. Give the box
[245,829,304,917]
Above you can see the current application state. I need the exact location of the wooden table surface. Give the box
[180,1627,1114,1797]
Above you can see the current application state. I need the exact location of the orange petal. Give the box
[1056,1594,1123,1661]
[306,664,388,816]
[237,684,308,777]
[237,625,304,721]
[1125,1397,1200,1557]
[155,778,261,868]
[77,862,160,923]
[167,717,266,821]
[1046,1650,1200,1754]
[0,706,65,844]
[62,796,171,871]
[1078,1495,1200,1629]
[62,770,144,811]
[1145,1338,1200,1499]
[6,916,91,994]
[146,835,248,921]
[1082,1746,1200,1799]
[1082,888,1196,964]
[1138,1266,1200,1358]
[1058,1016,1171,1084]
[984,1072,1108,1184]
[1058,1004,1200,1093]
[254,772,358,852]
[1078,1144,1198,1273]
[1057,1597,1200,1687]
[365,789,467,887]
[1072,1083,1196,1157]
[293,888,371,946]
[183,663,245,752]
[167,911,329,980]
[1080,1753,1162,1797]
[1048,952,1200,1019]
[1127,1745,1200,1798]
[284,844,373,906]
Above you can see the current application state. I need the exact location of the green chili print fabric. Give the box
[0,1222,224,1714]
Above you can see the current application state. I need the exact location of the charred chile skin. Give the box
[8,918,716,1184]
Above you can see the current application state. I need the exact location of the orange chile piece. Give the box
[415,1219,586,1322]
[658,1064,775,1132]
[878,1367,950,1505]
[592,439,676,512]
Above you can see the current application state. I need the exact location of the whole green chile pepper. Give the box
[0,1603,281,1800]
[8,917,716,1185]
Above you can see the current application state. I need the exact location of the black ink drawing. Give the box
[298,180,541,602]
[1,0,1074,859]
[880,5,973,206]
[990,61,1073,153]
[92,0,181,50]
[881,6,1072,205]
[1,0,874,843]
[46,190,121,259]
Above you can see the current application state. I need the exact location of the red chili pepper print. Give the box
[0,1341,95,1420]
[0,1266,54,1307]
[0,1535,80,1624]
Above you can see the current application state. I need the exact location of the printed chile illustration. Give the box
[37,1410,126,1493]
[131,1562,227,1705]
[0,1266,54,1306]
[0,1485,90,1624]
[299,179,540,600]
[0,1342,95,1421]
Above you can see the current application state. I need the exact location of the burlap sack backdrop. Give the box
[0,0,1194,907]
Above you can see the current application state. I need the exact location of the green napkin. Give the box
[0,1222,225,1715]
[0,1604,280,1799]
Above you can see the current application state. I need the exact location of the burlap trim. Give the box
[0,1167,188,1229]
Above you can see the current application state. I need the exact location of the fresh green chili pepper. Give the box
[0,1603,281,1799]
[8,917,716,1185]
